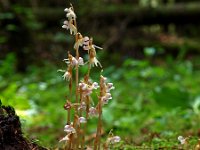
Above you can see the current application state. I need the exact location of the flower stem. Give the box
[67,67,72,125]
[94,99,102,150]
[94,75,104,150]
[73,13,80,148]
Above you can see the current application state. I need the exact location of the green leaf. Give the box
[153,86,190,108]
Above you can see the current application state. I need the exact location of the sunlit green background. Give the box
[1,0,200,149]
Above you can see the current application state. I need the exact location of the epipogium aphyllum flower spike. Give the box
[74,34,102,68]
[62,6,77,35]
[59,4,120,150]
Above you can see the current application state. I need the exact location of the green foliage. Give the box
[1,55,200,148]
[153,86,190,108]
[0,53,16,76]
[12,4,42,30]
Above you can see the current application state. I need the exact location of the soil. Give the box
[0,100,47,150]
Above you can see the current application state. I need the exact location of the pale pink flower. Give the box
[83,36,90,50]
[66,12,76,20]
[62,20,77,35]
[71,57,78,66]
[78,102,86,110]
[178,136,186,145]
[64,56,83,67]
[101,93,112,105]
[108,136,121,144]
[64,8,70,12]
[64,124,76,134]
[63,20,68,25]
[106,83,115,92]
[78,57,84,65]
[63,71,71,81]
[82,37,103,51]
[79,117,87,123]
[79,82,93,97]
[79,82,87,90]
[92,82,99,89]
[82,88,93,97]
[62,23,69,30]
[64,7,76,20]
[88,107,98,117]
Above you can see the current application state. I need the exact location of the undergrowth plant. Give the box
[59,4,120,150]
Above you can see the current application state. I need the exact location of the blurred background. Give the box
[1,0,200,148]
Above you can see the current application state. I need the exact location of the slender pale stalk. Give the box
[94,99,102,150]
[98,100,103,150]
[87,62,91,77]
[68,4,79,149]
[79,92,85,150]
[72,41,80,150]
[73,9,80,149]
[71,113,78,149]
[94,76,104,150]
[75,52,79,104]
[85,63,91,119]
[67,67,72,125]
[67,109,71,125]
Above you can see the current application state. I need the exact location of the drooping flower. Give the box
[92,82,99,89]
[64,54,84,67]
[89,46,102,67]
[64,7,76,20]
[78,102,86,110]
[62,19,77,35]
[79,82,88,90]
[101,93,112,105]
[79,81,99,97]
[77,37,102,67]
[74,33,84,50]
[83,36,90,50]
[82,87,93,97]
[64,124,76,134]
[99,76,114,105]
[63,70,71,81]
[178,136,187,145]
[79,82,92,97]
[62,21,69,30]
[62,7,77,35]
[64,100,72,110]
[82,37,103,51]
[71,57,78,66]
[88,107,98,117]
[106,83,115,92]
[79,117,87,124]
[78,57,84,65]
[107,136,121,144]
